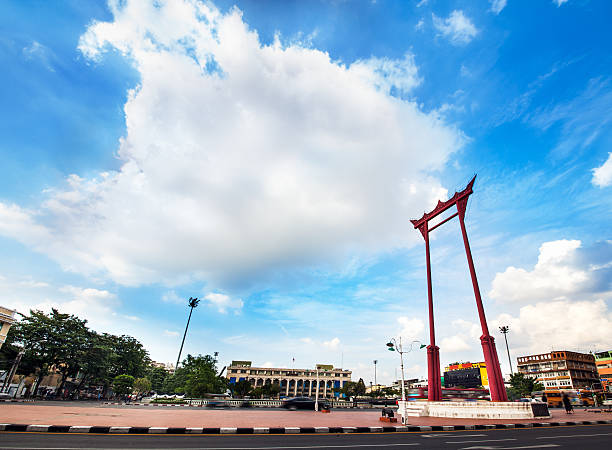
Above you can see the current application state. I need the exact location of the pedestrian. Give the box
[541,393,548,404]
[562,393,573,414]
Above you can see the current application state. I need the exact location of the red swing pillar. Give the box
[418,221,443,402]
[456,197,508,402]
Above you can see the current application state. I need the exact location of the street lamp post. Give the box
[175,297,200,370]
[499,326,513,375]
[386,338,426,402]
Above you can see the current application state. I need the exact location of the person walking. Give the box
[541,393,548,405]
[562,393,573,414]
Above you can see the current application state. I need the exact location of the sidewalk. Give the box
[1,403,611,428]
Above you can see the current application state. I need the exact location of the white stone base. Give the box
[397,401,543,423]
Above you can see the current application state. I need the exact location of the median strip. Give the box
[0,420,610,434]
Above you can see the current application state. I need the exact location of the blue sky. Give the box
[1,0,611,385]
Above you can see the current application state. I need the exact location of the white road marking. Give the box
[537,432,612,439]
[421,434,487,438]
[447,438,517,444]
[460,445,559,450]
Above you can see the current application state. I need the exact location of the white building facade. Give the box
[226,361,351,398]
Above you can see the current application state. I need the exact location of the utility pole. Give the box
[499,326,513,375]
[175,297,200,370]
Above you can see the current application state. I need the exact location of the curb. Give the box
[1,420,611,434]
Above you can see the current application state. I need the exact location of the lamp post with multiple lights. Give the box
[386,338,426,401]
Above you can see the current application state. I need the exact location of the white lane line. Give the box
[537,432,612,439]
[421,434,487,438]
[460,445,559,450]
[447,438,517,444]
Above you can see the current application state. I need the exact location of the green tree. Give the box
[262,382,281,398]
[107,334,151,379]
[231,379,252,397]
[133,377,152,394]
[165,354,227,397]
[8,309,92,396]
[250,387,263,399]
[354,378,367,396]
[508,373,544,399]
[146,366,169,393]
[112,374,135,396]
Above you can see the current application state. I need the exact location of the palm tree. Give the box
[175,297,200,370]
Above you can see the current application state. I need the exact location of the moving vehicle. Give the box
[281,397,330,411]
[534,390,597,407]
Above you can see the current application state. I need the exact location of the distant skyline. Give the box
[1,0,611,385]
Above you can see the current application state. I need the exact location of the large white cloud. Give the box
[489,239,612,354]
[0,0,463,288]
[489,240,612,303]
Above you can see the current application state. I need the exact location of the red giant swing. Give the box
[410,175,508,402]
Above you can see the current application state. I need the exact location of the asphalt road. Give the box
[0,424,610,449]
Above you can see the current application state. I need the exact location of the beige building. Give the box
[0,306,17,349]
[226,361,352,398]
[517,350,599,390]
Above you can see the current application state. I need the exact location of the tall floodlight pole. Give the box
[499,326,513,375]
[175,297,200,370]
[373,360,378,392]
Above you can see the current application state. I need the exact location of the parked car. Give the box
[282,397,331,411]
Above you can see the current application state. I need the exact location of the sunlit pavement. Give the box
[0,424,611,449]
[1,402,611,428]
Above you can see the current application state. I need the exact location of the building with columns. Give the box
[226,361,352,398]
[0,306,17,350]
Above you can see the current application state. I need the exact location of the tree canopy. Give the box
[5,309,151,396]
[508,373,544,399]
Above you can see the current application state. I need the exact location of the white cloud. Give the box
[490,0,507,15]
[489,240,590,301]
[0,0,463,289]
[432,10,478,46]
[592,152,612,187]
[161,290,183,304]
[415,18,425,31]
[0,276,123,332]
[204,292,244,313]
[440,335,471,352]
[300,337,313,344]
[488,239,612,355]
[164,329,179,337]
[492,299,612,353]
[397,316,425,342]
[323,337,340,350]
[527,78,612,160]
[349,53,422,95]
[22,41,56,72]
[554,0,568,6]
